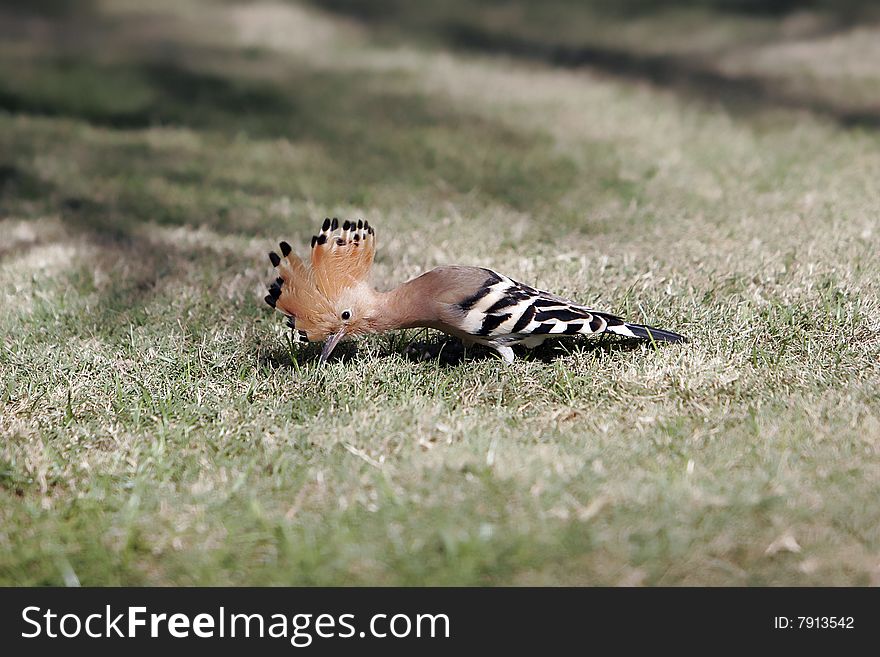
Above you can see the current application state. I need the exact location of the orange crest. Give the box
[266,218,376,341]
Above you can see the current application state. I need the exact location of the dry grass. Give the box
[1,0,879,585]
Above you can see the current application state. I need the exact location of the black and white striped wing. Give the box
[457,269,628,345]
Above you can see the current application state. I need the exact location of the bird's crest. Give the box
[266,218,376,340]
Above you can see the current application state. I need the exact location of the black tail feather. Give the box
[624,323,687,343]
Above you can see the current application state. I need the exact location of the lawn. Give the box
[1,0,879,585]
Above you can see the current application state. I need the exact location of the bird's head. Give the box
[266,218,378,363]
[311,282,386,361]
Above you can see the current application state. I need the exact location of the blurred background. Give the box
[2,0,880,232]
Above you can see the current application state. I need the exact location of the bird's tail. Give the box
[605,321,687,344]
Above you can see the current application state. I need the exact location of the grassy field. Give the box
[1,0,879,585]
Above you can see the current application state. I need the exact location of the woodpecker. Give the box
[265,219,685,364]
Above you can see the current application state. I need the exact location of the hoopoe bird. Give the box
[265,218,685,364]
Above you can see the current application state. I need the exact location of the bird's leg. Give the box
[459,337,471,362]
[494,345,515,365]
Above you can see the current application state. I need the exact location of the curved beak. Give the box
[319,329,346,364]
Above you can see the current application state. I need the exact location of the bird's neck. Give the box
[371,274,441,332]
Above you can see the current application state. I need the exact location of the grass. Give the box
[1,0,879,585]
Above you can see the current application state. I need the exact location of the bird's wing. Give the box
[448,268,635,343]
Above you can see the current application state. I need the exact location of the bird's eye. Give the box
[341,310,352,321]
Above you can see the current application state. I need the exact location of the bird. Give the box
[265,218,686,364]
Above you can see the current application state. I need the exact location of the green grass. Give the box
[1,0,879,585]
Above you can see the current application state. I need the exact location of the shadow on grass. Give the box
[1,190,258,343]
[260,339,358,369]
[0,50,583,221]
[0,59,296,134]
[312,0,880,130]
[442,23,880,130]
[0,163,53,201]
[398,333,655,365]
[262,331,656,368]
[311,0,875,22]
[0,0,99,19]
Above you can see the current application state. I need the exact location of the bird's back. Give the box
[415,266,684,362]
